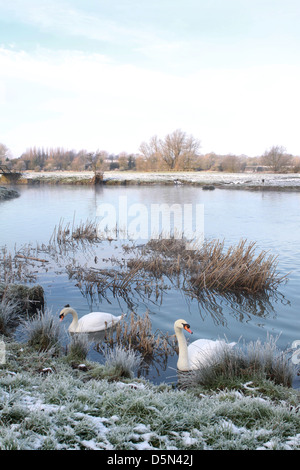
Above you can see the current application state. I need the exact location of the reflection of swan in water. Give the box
[174,319,236,371]
[59,304,122,333]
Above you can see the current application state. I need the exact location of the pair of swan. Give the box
[59,305,122,333]
[59,306,235,371]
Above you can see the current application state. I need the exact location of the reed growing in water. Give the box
[103,311,177,361]
[133,237,286,297]
[45,219,286,301]
[187,238,285,295]
[49,218,99,247]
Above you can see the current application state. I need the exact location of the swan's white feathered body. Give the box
[59,305,122,333]
[174,319,236,371]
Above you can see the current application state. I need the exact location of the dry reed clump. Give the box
[0,246,39,285]
[132,237,286,297]
[103,311,177,362]
[144,237,188,258]
[49,218,100,248]
[65,235,285,311]
[188,239,285,295]
[46,219,286,303]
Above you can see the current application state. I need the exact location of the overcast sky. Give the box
[0,0,300,158]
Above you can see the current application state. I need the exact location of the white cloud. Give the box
[1,46,300,157]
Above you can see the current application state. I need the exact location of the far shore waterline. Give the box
[2,170,300,191]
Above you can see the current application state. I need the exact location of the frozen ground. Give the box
[22,171,300,188]
[103,171,300,188]
[1,346,300,451]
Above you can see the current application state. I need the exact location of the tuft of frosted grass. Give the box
[21,308,61,353]
[104,345,142,379]
[0,298,21,336]
[245,335,295,386]
[178,335,296,391]
[66,333,90,362]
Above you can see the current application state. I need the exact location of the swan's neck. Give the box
[66,308,79,331]
[175,328,190,371]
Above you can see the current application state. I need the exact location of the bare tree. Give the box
[87,150,109,174]
[139,135,162,170]
[262,145,292,172]
[160,129,201,170]
[220,155,246,173]
[139,129,201,171]
[0,143,11,162]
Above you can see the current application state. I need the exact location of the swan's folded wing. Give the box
[78,312,122,332]
[188,339,234,369]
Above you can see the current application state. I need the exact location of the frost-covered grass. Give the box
[179,335,296,391]
[65,333,91,363]
[23,171,300,188]
[21,309,61,354]
[0,340,299,450]
[104,345,142,379]
[0,299,20,336]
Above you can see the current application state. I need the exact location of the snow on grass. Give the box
[1,357,300,450]
[23,171,300,187]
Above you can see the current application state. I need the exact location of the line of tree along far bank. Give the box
[1,131,299,173]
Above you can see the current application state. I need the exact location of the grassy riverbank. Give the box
[2,170,300,191]
[1,335,300,451]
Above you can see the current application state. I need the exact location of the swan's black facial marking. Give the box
[59,305,69,321]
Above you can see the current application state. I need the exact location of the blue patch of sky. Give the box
[0,0,300,71]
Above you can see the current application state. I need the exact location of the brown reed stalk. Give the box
[104,311,177,359]
[49,218,100,248]
[188,239,287,294]
[133,237,286,296]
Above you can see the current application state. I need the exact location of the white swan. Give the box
[59,304,122,333]
[174,319,236,371]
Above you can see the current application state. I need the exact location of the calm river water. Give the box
[1,184,300,384]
